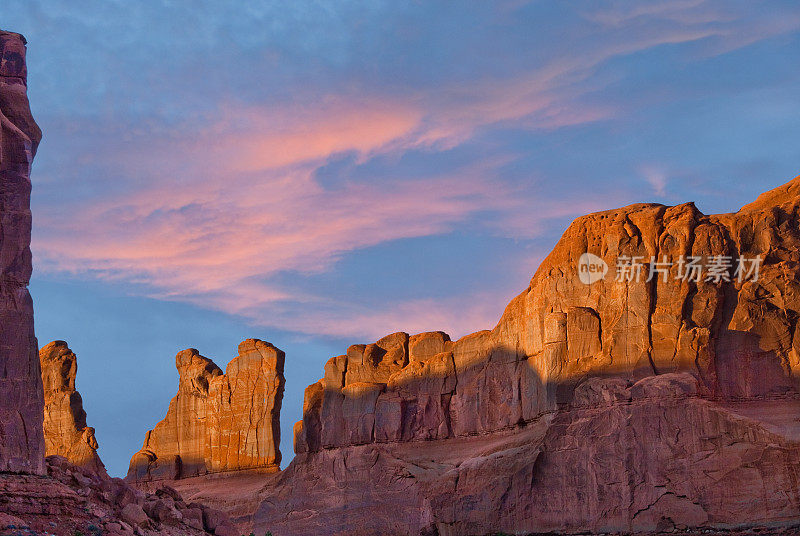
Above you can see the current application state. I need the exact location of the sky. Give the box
[2,0,799,477]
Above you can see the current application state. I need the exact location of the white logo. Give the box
[578,253,608,285]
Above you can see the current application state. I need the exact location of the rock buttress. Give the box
[294,177,800,455]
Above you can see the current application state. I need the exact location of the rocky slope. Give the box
[0,30,45,475]
[162,177,800,535]
[254,373,800,535]
[40,340,106,475]
[0,455,239,536]
[127,339,285,482]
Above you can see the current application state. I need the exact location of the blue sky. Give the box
[2,0,799,476]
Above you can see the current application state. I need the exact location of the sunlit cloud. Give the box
[29,0,800,339]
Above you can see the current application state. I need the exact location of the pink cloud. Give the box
[34,2,797,339]
[205,99,423,172]
[34,93,585,337]
[34,115,538,337]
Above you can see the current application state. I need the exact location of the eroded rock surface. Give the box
[290,178,800,458]
[252,374,800,536]
[0,30,44,475]
[0,456,238,536]
[40,340,106,475]
[127,339,285,482]
[133,178,800,535]
[246,176,800,535]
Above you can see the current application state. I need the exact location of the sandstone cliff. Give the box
[293,178,800,457]
[40,340,106,475]
[0,30,240,536]
[163,176,800,535]
[0,30,45,474]
[127,339,285,482]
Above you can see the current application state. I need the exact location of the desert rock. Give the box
[243,176,800,535]
[127,339,285,482]
[39,340,107,475]
[0,30,45,475]
[293,177,800,458]
[0,455,236,536]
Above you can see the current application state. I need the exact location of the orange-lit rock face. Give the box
[39,341,106,475]
[127,339,284,482]
[294,178,800,457]
[0,30,45,475]
[251,177,800,535]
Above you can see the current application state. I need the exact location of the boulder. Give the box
[119,503,148,528]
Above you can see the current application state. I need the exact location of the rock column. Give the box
[0,30,44,474]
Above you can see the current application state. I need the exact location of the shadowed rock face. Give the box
[0,30,44,475]
[39,341,107,476]
[293,177,800,458]
[231,176,800,535]
[127,339,285,482]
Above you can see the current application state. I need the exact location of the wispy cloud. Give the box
[28,0,800,339]
[33,90,599,336]
[641,165,669,197]
[289,293,509,341]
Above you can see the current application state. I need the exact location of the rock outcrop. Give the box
[251,373,800,536]
[0,30,45,474]
[0,339,239,536]
[127,339,285,482]
[208,176,800,535]
[0,30,243,536]
[40,340,106,475]
[293,178,800,458]
[0,455,238,536]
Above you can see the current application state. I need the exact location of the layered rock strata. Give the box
[40,340,106,475]
[249,373,800,535]
[247,176,800,534]
[0,30,45,474]
[127,339,285,482]
[294,178,800,455]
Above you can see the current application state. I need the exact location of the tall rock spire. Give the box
[0,30,45,474]
[40,341,107,475]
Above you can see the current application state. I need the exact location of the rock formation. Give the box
[127,339,285,482]
[0,455,238,536]
[292,178,800,458]
[0,30,239,536]
[40,340,106,475]
[253,372,800,536]
[160,176,800,535]
[0,338,240,536]
[0,30,45,474]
